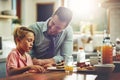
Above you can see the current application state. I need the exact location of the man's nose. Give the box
[50,26,56,32]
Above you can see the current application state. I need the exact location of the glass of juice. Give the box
[64,56,74,73]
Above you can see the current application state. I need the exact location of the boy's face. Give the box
[47,15,67,36]
[18,32,34,52]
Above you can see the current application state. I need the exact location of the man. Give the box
[29,7,73,67]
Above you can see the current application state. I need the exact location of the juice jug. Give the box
[102,37,113,64]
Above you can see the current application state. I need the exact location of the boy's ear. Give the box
[16,38,21,42]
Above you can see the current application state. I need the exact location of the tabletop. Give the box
[0,70,120,80]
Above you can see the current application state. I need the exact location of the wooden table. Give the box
[0,70,120,80]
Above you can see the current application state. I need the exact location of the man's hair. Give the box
[53,7,73,25]
[13,26,35,44]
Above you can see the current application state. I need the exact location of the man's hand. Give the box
[32,58,44,65]
[32,58,55,67]
[43,58,55,68]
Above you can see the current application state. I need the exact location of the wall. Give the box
[21,0,61,26]
[21,0,36,26]
[0,0,16,59]
[0,0,13,40]
[110,7,120,42]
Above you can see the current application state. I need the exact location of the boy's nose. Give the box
[30,43,33,46]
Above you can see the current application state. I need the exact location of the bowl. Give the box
[94,64,115,74]
[1,10,15,16]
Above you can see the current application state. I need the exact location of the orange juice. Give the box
[64,65,73,72]
[102,45,113,64]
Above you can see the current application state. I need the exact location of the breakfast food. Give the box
[77,65,95,70]
[77,65,95,71]
[77,62,95,71]
[55,61,65,69]
[56,65,64,69]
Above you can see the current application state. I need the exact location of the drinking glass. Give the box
[64,56,74,73]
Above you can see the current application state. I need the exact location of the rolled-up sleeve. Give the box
[53,26,73,63]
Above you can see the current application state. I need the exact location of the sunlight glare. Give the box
[69,0,98,18]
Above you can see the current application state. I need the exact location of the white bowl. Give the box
[1,10,15,16]
[94,64,115,73]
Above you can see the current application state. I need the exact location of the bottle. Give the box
[77,47,86,67]
[116,38,120,54]
[101,35,113,64]
[103,30,108,43]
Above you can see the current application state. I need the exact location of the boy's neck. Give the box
[16,47,25,56]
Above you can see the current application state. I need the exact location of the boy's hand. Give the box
[30,65,46,73]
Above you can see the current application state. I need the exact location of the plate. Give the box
[77,69,96,74]
[77,67,96,74]
[113,61,120,64]
[47,67,65,71]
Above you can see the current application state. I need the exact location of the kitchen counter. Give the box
[0,71,96,80]
[0,52,97,63]
[0,50,2,55]
[0,51,97,63]
[0,70,120,80]
[0,58,6,78]
[0,58,6,63]
[72,51,97,61]
[0,40,15,63]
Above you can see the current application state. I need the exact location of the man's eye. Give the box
[52,21,55,25]
[56,26,62,30]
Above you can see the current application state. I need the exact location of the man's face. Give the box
[47,15,67,35]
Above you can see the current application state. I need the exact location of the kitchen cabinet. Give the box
[0,61,6,78]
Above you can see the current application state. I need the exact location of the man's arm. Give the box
[32,26,73,66]
[32,58,55,67]
[53,25,73,63]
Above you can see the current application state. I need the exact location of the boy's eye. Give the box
[27,39,33,42]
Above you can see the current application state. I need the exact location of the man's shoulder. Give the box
[64,25,73,32]
[66,24,72,29]
[29,22,45,28]
[29,21,47,33]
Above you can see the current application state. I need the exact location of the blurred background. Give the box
[0,0,120,78]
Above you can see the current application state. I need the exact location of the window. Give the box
[64,0,107,34]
